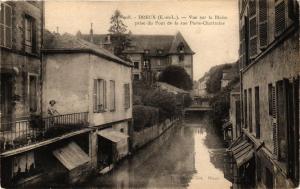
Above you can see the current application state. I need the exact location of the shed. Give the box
[52,141,90,183]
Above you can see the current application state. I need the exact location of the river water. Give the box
[82,113,232,189]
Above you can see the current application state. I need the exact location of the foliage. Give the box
[108,10,131,58]
[205,64,233,94]
[109,10,128,34]
[143,89,177,121]
[183,94,192,108]
[44,124,84,139]
[133,105,159,132]
[209,78,239,134]
[158,66,193,91]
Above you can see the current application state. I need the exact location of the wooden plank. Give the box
[53,142,89,171]
[0,128,91,158]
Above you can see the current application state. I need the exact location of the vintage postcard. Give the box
[0,0,299,188]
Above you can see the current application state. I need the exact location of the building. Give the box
[226,0,299,188]
[1,1,44,133]
[42,32,133,172]
[193,75,209,97]
[81,31,195,82]
[0,1,51,186]
[223,82,241,145]
[221,65,239,89]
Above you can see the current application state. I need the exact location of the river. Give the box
[81,113,232,189]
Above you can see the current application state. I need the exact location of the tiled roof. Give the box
[43,31,132,67]
[81,32,194,56]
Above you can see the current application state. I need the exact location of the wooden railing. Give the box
[0,112,88,152]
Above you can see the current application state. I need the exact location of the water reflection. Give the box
[83,114,231,189]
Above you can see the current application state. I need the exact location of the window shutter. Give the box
[104,80,107,109]
[93,79,97,112]
[288,0,299,21]
[32,18,37,53]
[4,3,11,48]
[249,0,257,58]
[272,85,278,158]
[0,3,5,46]
[275,0,286,36]
[259,0,268,48]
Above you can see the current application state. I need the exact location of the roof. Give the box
[52,142,90,171]
[81,32,194,56]
[42,31,132,67]
[156,82,189,94]
[97,129,129,143]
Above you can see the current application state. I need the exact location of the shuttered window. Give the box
[255,86,260,138]
[110,80,116,111]
[275,0,286,36]
[249,0,257,58]
[272,85,278,157]
[0,3,12,48]
[93,79,107,112]
[259,0,268,48]
[124,83,130,109]
[288,0,299,21]
[249,88,253,132]
[29,75,37,112]
[244,89,248,128]
[268,84,273,115]
[24,15,37,53]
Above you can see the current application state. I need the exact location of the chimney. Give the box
[90,22,93,43]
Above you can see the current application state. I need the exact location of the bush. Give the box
[143,89,177,121]
[183,94,192,108]
[44,124,84,138]
[133,105,159,132]
[158,65,193,90]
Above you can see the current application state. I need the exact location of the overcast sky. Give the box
[45,0,239,80]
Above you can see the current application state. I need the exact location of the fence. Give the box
[0,112,88,152]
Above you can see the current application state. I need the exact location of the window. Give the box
[93,79,107,112]
[109,80,115,111]
[248,88,253,132]
[0,3,12,48]
[177,43,185,53]
[275,0,286,36]
[133,74,139,80]
[276,80,287,162]
[29,75,37,112]
[144,49,150,54]
[265,167,274,189]
[133,62,139,69]
[179,54,184,62]
[244,89,248,128]
[255,86,260,138]
[249,0,257,58]
[143,59,150,69]
[268,83,273,115]
[259,0,268,48]
[157,49,163,54]
[124,83,130,109]
[25,15,36,53]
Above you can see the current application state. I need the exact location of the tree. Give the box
[108,10,131,58]
[158,66,193,91]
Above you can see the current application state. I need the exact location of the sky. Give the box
[45,0,239,80]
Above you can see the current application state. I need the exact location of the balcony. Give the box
[0,112,88,153]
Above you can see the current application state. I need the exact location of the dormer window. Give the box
[177,42,185,53]
[157,49,163,55]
